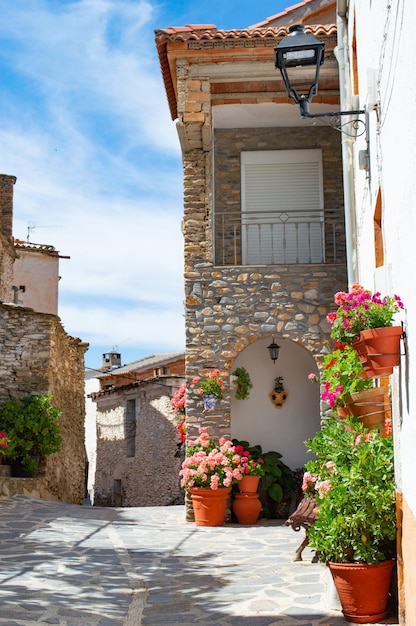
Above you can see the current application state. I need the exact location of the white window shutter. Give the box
[241,150,324,264]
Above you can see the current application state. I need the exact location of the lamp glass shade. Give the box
[274,24,325,105]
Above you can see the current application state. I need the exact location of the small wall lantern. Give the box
[267,338,280,364]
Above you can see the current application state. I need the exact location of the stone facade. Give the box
[0,174,16,303]
[182,125,347,441]
[93,377,184,507]
[0,302,87,505]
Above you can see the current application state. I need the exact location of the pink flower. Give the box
[316,479,332,498]
[327,311,337,324]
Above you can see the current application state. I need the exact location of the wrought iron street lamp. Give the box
[274,24,365,130]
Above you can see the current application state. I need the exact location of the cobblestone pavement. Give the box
[0,496,399,626]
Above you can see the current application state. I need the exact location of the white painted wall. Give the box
[13,248,60,315]
[85,372,100,503]
[348,0,416,515]
[230,336,321,470]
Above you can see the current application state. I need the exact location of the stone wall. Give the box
[182,126,347,441]
[0,303,88,504]
[184,264,347,440]
[0,174,16,303]
[94,378,184,507]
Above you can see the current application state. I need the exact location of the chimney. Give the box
[0,174,17,239]
[102,352,122,370]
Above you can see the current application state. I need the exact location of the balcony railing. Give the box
[214,208,347,266]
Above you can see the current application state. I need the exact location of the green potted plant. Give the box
[304,414,396,623]
[0,394,63,476]
[231,367,253,399]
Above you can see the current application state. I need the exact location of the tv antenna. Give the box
[26,222,61,243]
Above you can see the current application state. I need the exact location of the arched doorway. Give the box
[230,337,321,471]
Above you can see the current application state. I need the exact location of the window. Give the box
[241,149,324,264]
[125,399,136,457]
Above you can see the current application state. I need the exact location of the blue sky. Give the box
[0,0,289,371]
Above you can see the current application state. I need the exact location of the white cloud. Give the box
[0,0,185,361]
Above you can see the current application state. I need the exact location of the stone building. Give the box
[0,173,87,504]
[155,0,347,472]
[91,351,185,507]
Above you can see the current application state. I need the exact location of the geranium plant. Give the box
[232,438,297,517]
[180,427,244,490]
[234,444,265,476]
[191,369,226,400]
[327,283,404,345]
[319,343,374,408]
[304,415,396,564]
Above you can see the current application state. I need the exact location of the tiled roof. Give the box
[97,350,184,377]
[155,23,336,121]
[14,238,70,259]
[14,238,57,253]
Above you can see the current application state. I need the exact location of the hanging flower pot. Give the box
[269,376,288,408]
[352,337,393,377]
[328,560,395,623]
[344,387,387,430]
[360,325,402,371]
[189,487,230,526]
[202,394,217,411]
[232,492,262,525]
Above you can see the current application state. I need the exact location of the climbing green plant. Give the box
[231,367,253,400]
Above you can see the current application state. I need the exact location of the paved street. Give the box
[0,496,398,625]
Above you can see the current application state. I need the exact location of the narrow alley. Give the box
[0,495,398,625]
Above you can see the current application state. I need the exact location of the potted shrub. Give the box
[231,367,253,400]
[0,394,63,476]
[304,415,396,623]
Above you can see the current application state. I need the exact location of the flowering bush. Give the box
[320,344,374,408]
[171,383,186,443]
[179,427,244,490]
[304,415,396,564]
[171,383,186,417]
[234,444,265,476]
[0,431,9,455]
[327,283,404,345]
[191,369,226,400]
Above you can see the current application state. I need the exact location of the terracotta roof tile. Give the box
[155,23,337,121]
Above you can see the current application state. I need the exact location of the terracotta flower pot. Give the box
[344,387,387,430]
[189,487,230,526]
[328,560,395,623]
[238,475,260,494]
[232,493,262,525]
[360,326,402,371]
[352,337,393,377]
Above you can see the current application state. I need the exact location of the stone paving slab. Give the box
[0,496,399,626]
